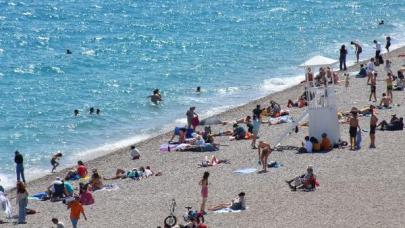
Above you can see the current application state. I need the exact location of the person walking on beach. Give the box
[386,36,391,53]
[366,58,376,84]
[369,105,378,148]
[349,110,359,150]
[51,152,63,173]
[199,172,209,213]
[369,73,377,102]
[186,107,199,130]
[351,41,362,63]
[251,114,261,149]
[68,196,87,228]
[16,181,28,224]
[373,40,381,60]
[339,45,348,71]
[257,141,272,173]
[14,151,25,183]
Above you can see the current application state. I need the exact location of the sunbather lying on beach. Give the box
[200,155,230,167]
[377,115,404,131]
[287,96,307,108]
[104,166,161,180]
[285,166,318,191]
[208,192,246,211]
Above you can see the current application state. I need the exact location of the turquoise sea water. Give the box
[1,0,404,188]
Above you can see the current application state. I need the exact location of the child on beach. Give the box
[51,152,63,173]
[199,172,209,213]
[130,145,140,160]
[67,196,87,228]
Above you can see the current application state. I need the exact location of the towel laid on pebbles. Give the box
[214,208,246,213]
[233,168,257,174]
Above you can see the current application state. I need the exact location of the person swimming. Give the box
[74,109,79,116]
[66,49,72,54]
[196,86,201,93]
[89,107,95,114]
[379,20,384,25]
[148,89,162,104]
[96,109,100,115]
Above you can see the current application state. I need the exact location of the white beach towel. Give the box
[214,207,246,214]
[233,168,257,174]
[95,184,119,192]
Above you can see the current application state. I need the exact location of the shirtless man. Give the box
[369,106,378,148]
[257,141,272,173]
[148,89,162,104]
[351,41,362,63]
[349,111,359,150]
[379,93,392,108]
[369,73,377,102]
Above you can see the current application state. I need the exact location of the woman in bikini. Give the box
[199,172,209,213]
[257,141,272,173]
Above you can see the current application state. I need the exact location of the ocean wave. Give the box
[14,64,35,74]
[261,75,303,92]
[82,49,96,56]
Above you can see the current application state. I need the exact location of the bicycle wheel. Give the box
[164,215,177,227]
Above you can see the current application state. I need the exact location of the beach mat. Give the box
[95,184,119,192]
[160,144,177,152]
[233,168,257,174]
[214,208,246,214]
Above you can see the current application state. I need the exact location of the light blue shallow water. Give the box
[1,0,404,188]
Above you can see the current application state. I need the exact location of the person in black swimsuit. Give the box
[369,106,378,148]
[349,111,359,150]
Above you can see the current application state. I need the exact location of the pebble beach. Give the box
[2,46,405,227]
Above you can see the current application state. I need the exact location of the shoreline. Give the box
[4,44,404,191]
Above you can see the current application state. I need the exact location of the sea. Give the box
[1,0,405,188]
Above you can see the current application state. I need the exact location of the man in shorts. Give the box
[369,106,378,148]
[257,141,272,173]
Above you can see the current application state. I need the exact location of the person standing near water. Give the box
[386,36,391,53]
[186,106,198,130]
[51,152,63,173]
[351,41,362,63]
[373,40,381,60]
[16,181,28,224]
[199,171,209,213]
[15,151,25,183]
[339,45,348,71]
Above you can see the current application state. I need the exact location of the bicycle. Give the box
[164,199,177,227]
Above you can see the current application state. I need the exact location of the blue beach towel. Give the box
[28,192,48,201]
[233,168,257,174]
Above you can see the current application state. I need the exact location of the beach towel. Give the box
[96,184,119,192]
[160,144,177,152]
[28,192,48,201]
[214,207,246,214]
[269,115,292,125]
[233,168,257,174]
[0,192,12,219]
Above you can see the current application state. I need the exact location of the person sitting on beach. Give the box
[310,137,320,152]
[269,100,281,116]
[326,67,339,84]
[76,161,88,178]
[378,116,404,131]
[302,136,312,153]
[394,71,404,90]
[200,155,230,167]
[169,127,187,144]
[287,96,307,108]
[51,152,63,173]
[47,177,68,201]
[285,166,318,191]
[378,93,392,109]
[88,169,103,191]
[231,124,247,140]
[148,89,162,104]
[356,64,367,78]
[208,192,246,211]
[320,133,332,152]
[130,145,140,160]
[79,183,95,206]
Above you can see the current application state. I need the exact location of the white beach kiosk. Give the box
[300,55,341,145]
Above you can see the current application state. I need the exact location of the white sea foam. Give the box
[14,64,35,74]
[51,66,64,74]
[269,7,287,12]
[82,49,96,56]
[261,75,304,93]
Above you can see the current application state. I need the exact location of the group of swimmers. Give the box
[74,107,101,116]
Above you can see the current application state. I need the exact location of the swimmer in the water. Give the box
[74,109,79,116]
[379,20,384,25]
[148,89,162,104]
[66,49,72,54]
[196,86,201,93]
[90,107,95,114]
[96,109,100,115]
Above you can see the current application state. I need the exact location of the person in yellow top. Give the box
[320,133,332,152]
